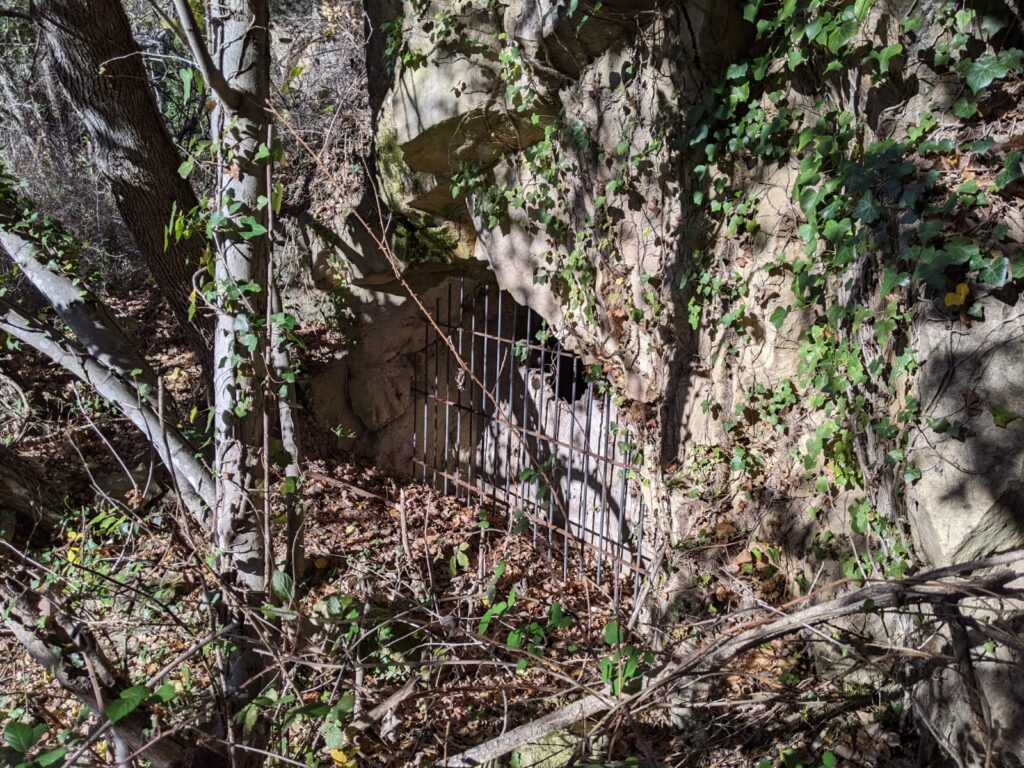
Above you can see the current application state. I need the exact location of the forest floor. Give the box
[0,281,920,767]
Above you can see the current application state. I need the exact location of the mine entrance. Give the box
[412,278,647,606]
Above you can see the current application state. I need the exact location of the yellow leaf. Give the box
[67,546,81,564]
[329,749,352,766]
[944,282,969,307]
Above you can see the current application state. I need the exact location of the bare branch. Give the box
[0,9,33,22]
[0,573,228,768]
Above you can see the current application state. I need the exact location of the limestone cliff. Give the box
[297,1,1024,760]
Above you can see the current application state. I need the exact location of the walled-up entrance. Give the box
[412,278,648,605]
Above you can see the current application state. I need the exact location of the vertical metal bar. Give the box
[578,380,594,578]
[441,283,453,495]
[536,325,549,550]
[431,296,441,487]
[563,352,579,582]
[502,295,517,513]
[595,388,611,589]
[474,285,483,497]
[454,278,465,500]
[612,415,625,608]
[412,309,419,478]
[617,433,632,606]
[546,346,563,562]
[519,308,536,544]
[634,487,645,605]
[489,287,500,515]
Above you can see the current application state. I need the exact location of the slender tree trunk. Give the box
[34,0,213,373]
[208,0,271,606]
[272,288,304,582]
[171,5,275,758]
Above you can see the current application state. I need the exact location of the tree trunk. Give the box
[34,0,213,373]
[207,0,272,607]
[172,3,275,757]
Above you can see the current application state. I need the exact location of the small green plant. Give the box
[448,541,470,576]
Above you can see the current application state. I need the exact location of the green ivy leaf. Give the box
[945,237,980,263]
[272,569,295,603]
[850,500,871,534]
[852,191,879,223]
[979,256,1009,287]
[177,156,196,179]
[822,217,852,243]
[957,178,981,196]
[853,0,875,22]
[826,20,859,54]
[953,97,977,119]
[881,267,908,295]
[869,43,902,75]
[990,403,1020,428]
[994,151,1023,191]
[153,683,177,703]
[875,318,896,346]
[961,51,1022,94]
[769,306,789,330]
[238,216,268,240]
[981,15,1007,38]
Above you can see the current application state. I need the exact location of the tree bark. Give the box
[34,0,213,372]
[204,0,272,607]
[172,5,275,759]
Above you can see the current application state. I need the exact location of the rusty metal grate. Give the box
[411,278,647,605]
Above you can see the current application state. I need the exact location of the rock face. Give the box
[323,0,1022,644]
[298,0,1024,761]
[327,0,1024,571]
[909,297,1024,565]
